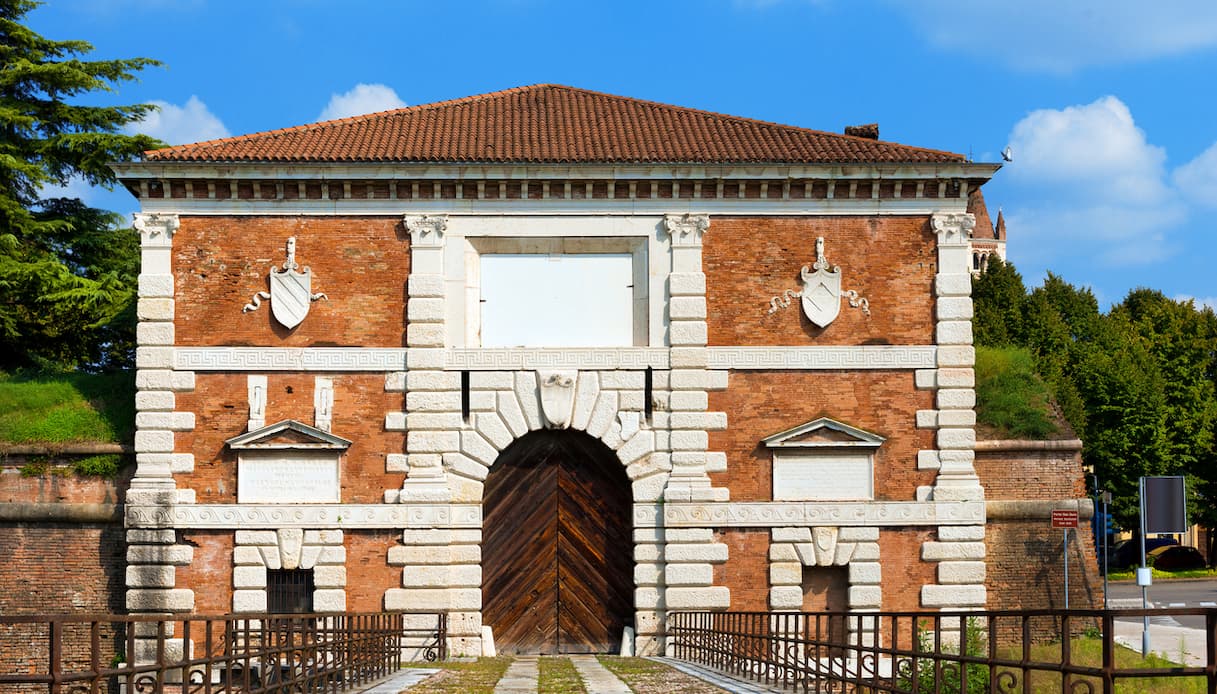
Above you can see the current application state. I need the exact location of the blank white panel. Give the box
[773,452,874,501]
[480,253,634,347]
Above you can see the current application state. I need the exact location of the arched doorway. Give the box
[482,429,634,654]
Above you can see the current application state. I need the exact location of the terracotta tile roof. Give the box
[144,84,965,165]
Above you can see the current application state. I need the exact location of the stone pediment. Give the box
[762,417,885,449]
[225,420,351,451]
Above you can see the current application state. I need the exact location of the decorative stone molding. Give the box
[403,214,448,247]
[233,529,347,613]
[241,237,328,328]
[636,501,986,528]
[126,503,482,529]
[662,213,710,247]
[766,237,870,325]
[132,213,180,247]
[712,346,936,369]
[931,212,976,247]
[448,348,669,370]
[247,375,266,431]
[175,347,407,371]
[537,370,577,429]
[314,377,334,432]
[768,526,882,644]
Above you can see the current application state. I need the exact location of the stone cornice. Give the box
[133,213,179,247]
[706,346,935,370]
[126,503,482,529]
[636,501,986,528]
[403,214,447,247]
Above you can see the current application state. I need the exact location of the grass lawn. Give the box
[0,370,134,445]
[1107,568,1217,581]
[402,656,512,693]
[984,636,1208,694]
[538,656,586,693]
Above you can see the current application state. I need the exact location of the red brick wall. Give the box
[172,216,409,347]
[709,371,934,501]
[0,523,125,615]
[976,449,1086,500]
[715,529,770,611]
[878,529,937,612]
[345,531,400,612]
[178,531,235,615]
[0,467,130,505]
[704,216,936,347]
[985,520,1101,610]
[174,373,406,504]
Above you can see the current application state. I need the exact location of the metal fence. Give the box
[0,611,446,693]
[669,608,1217,693]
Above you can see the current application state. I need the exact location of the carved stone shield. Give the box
[269,266,313,329]
[800,263,841,328]
[537,370,577,429]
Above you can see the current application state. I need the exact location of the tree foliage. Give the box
[0,0,161,371]
[974,262,1217,547]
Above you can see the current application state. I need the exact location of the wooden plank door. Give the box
[482,430,634,655]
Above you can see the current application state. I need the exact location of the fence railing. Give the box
[669,608,1217,693]
[0,610,446,693]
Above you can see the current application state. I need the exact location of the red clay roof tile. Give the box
[144,84,965,165]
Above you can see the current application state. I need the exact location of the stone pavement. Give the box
[1111,619,1211,667]
[493,655,540,693]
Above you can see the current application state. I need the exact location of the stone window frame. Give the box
[439,215,671,348]
[232,529,347,613]
[226,419,351,505]
[768,526,882,645]
[762,417,885,502]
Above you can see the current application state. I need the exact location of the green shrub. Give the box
[975,347,1058,439]
[899,619,991,694]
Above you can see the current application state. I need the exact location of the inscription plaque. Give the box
[238,452,340,504]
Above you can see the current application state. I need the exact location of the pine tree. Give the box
[0,0,162,370]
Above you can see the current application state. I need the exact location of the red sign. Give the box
[1051,510,1079,528]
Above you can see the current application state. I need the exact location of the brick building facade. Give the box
[101,84,1090,658]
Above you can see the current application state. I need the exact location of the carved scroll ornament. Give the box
[767,237,870,326]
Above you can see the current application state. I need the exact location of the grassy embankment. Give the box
[0,370,134,476]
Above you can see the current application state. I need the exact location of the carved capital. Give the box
[133,213,180,248]
[403,214,448,248]
[663,213,710,247]
[931,213,976,247]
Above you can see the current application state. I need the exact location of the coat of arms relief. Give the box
[767,237,870,327]
[242,237,328,329]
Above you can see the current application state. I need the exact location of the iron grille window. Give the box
[267,569,314,614]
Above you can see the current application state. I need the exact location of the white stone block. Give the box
[669,272,706,297]
[465,371,509,389]
[400,528,480,546]
[408,274,445,298]
[937,368,975,388]
[384,588,481,612]
[916,410,939,429]
[135,368,174,391]
[914,369,937,390]
[474,412,513,450]
[406,348,445,369]
[127,588,194,612]
[388,544,481,565]
[666,528,715,542]
[135,412,194,431]
[665,564,714,586]
[635,587,661,609]
[384,371,407,392]
[938,561,987,584]
[634,564,661,586]
[137,322,175,346]
[135,391,175,412]
[459,431,500,466]
[939,525,985,541]
[938,410,977,427]
[126,529,175,544]
[386,454,409,472]
[133,430,174,453]
[771,527,813,543]
[936,296,973,320]
[403,565,481,588]
[770,586,804,610]
[838,527,879,542]
[937,428,975,450]
[444,452,490,481]
[618,390,645,412]
[848,586,883,609]
[917,450,941,470]
[170,371,194,392]
[407,323,446,347]
[136,346,174,369]
[670,321,708,346]
[313,566,346,588]
[665,543,728,563]
[669,369,727,391]
[670,297,707,320]
[137,298,174,321]
[938,449,976,467]
[586,390,619,438]
[407,297,446,322]
[631,471,668,501]
[935,273,972,297]
[316,546,346,565]
[705,452,727,473]
[407,370,460,391]
[669,347,707,368]
[634,544,662,563]
[138,273,174,298]
[175,488,195,504]
[669,412,727,430]
[408,430,460,453]
[669,430,708,451]
[669,390,708,411]
[851,542,881,561]
[665,587,730,610]
[235,530,277,546]
[921,584,986,608]
[313,589,347,612]
[232,590,267,613]
[936,388,976,409]
[769,543,799,562]
[570,372,600,431]
[937,345,975,368]
[233,566,267,589]
[769,562,803,586]
[615,430,655,466]
[126,565,175,588]
[936,320,973,346]
[469,391,496,411]
[406,412,464,430]
[600,370,646,389]
[849,562,882,585]
[232,546,266,566]
[921,542,986,561]
[496,391,529,437]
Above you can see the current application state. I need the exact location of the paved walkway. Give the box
[569,655,632,693]
[1112,619,1211,667]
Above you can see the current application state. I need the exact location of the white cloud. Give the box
[1175,295,1217,312]
[890,0,1217,73]
[1173,142,1217,208]
[318,84,407,122]
[1001,96,1186,267]
[129,96,230,145]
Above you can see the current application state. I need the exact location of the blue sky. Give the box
[30,0,1217,310]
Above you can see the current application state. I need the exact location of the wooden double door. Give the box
[482,429,634,654]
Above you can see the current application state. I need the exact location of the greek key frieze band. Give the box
[126,503,482,529]
[635,501,985,528]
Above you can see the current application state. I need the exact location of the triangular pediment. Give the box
[226,419,351,450]
[762,417,885,449]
